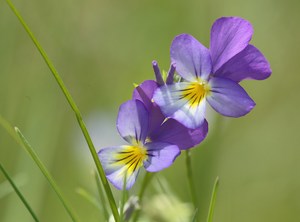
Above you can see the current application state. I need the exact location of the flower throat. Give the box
[181,82,209,107]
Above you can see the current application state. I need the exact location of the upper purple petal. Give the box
[210,17,253,73]
[143,142,180,172]
[150,118,208,150]
[132,80,165,135]
[214,45,272,82]
[117,100,149,144]
[207,77,255,117]
[171,34,212,81]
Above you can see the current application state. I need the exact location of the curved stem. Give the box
[5,1,119,221]
[186,150,198,208]
[0,163,40,222]
[131,172,153,222]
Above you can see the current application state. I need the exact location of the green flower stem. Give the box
[94,172,110,221]
[0,163,40,222]
[131,172,153,222]
[5,1,119,221]
[185,149,198,208]
[14,127,80,222]
[119,173,128,222]
[206,177,220,222]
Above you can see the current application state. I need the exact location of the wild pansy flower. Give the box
[153,17,272,129]
[98,99,181,190]
[132,77,208,150]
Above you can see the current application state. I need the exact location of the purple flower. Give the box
[132,79,208,150]
[98,99,181,190]
[153,17,272,129]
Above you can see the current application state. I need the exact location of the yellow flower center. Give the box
[181,81,210,107]
[114,145,148,173]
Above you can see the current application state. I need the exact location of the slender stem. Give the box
[185,150,198,208]
[14,127,80,222]
[191,208,199,222]
[0,115,79,221]
[119,173,128,222]
[5,1,119,221]
[94,172,109,221]
[76,188,101,210]
[0,163,40,222]
[131,172,153,222]
[206,177,220,222]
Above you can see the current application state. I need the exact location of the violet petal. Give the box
[150,118,208,150]
[207,77,255,117]
[214,44,272,82]
[117,100,149,144]
[143,142,180,172]
[210,17,253,73]
[132,80,165,135]
[171,34,212,81]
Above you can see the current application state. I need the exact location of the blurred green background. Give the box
[0,0,299,221]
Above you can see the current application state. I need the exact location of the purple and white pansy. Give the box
[153,17,271,129]
[98,99,181,190]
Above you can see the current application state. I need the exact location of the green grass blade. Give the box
[0,163,40,222]
[76,187,101,210]
[14,127,80,222]
[206,177,220,222]
[0,114,79,220]
[5,1,119,221]
[0,173,26,199]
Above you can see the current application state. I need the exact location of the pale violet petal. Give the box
[153,83,207,129]
[117,100,149,144]
[207,77,255,117]
[171,34,212,81]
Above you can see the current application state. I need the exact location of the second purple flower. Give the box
[153,17,272,129]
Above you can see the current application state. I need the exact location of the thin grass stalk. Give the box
[206,177,220,222]
[131,172,153,222]
[0,163,40,222]
[5,1,119,221]
[94,172,110,221]
[76,188,101,210]
[0,115,79,221]
[185,149,198,208]
[119,173,128,222]
[14,127,80,222]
